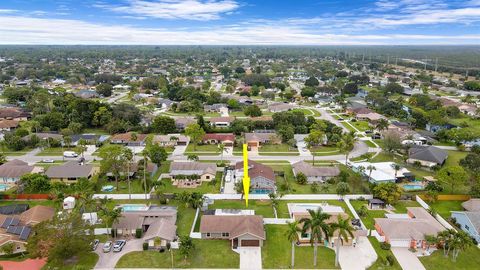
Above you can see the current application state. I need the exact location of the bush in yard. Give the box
[310,183,319,193]
[136,228,143,238]
[386,255,395,266]
[380,242,391,250]
[296,172,307,185]
[143,242,148,250]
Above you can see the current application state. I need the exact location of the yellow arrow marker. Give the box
[242,144,250,207]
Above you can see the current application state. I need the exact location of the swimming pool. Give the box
[120,204,149,212]
[403,184,424,191]
[0,184,9,191]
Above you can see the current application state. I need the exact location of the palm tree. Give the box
[141,150,149,200]
[103,208,122,238]
[366,165,376,182]
[375,119,389,133]
[179,235,195,263]
[78,138,87,158]
[437,229,456,257]
[391,163,402,179]
[218,143,225,163]
[299,209,332,267]
[187,154,199,162]
[285,221,301,269]
[338,133,355,165]
[330,216,355,267]
[122,148,134,200]
[451,231,473,261]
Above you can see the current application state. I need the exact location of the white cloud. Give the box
[95,0,240,20]
[0,15,479,45]
[0,9,17,14]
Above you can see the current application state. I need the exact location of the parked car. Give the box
[91,239,99,251]
[41,159,55,163]
[103,241,112,253]
[63,151,78,158]
[113,240,126,252]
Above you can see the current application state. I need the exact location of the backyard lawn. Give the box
[427,200,465,219]
[208,199,275,218]
[275,200,353,219]
[420,247,480,270]
[392,200,421,213]
[116,239,239,268]
[44,252,99,270]
[349,200,387,230]
[262,225,338,269]
[159,172,222,194]
[444,150,468,167]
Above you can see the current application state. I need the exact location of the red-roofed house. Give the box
[202,133,235,146]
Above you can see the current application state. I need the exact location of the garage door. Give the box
[390,240,411,248]
[247,142,258,147]
[241,240,260,247]
[177,141,187,145]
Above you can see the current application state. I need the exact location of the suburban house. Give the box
[0,120,19,132]
[110,132,147,146]
[451,199,480,243]
[292,161,340,184]
[45,161,98,182]
[74,89,99,99]
[153,134,189,146]
[21,133,63,143]
[0,108,30,121]
[0,205,55,253]
[157,98,177,109]
[245,132,281,148]
[355,112,387,124]
[425,123,457,133]
[175,117,196,131]
[407,145,448,167]
[345,105,370,115]
[200,215,265,248]
[204,104,228,113]
[234,160,275,194]
[169,162,217,188]
[106,161,158,179]
[202,133,235,147]
[0,160,42,184]
[208,117,235,128]
[288,203,354,245]
[70,134,110,146]
[268,102,294,113]
[374,207,445,249]
[113,205,177,249]
[351,162,412,183]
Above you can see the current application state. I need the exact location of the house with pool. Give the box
[113,204,177,249]
[0,159,42,186]
[234,160,275,194]
[351,162,412,184]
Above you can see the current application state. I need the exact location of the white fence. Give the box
[190,208,201,239]
[93,228,111,235]
[263,218,294,225]
[344,198,368,230]
[415,195,456,231]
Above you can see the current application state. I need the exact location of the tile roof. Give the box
[462,199,480,212]
[292,161,340,177]
[203,133,235,142]
[235,160,275,182]
[200,215,265,240]
[169,162,217,176]
[0,159,35,179]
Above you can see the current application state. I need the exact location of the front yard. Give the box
[367,237,401,270]
[262,225,338,269]
[419,247,480,270]
[258,143,298,155]
[185,143,221,155]
[116,239,239,268]
[36,146,83,156]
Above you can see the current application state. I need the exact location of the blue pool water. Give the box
[403,184,424,191]
[121,204,149,212]
[0,184,9,191]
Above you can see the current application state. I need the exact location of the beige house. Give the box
[200,215,265,248]
[245,132,280,148]
[169,162,217,188]
[292,161,340,183]
[153,134,189,146]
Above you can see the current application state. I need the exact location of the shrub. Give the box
[159,247,165,253]
[135,228,143,238]
[380,242,391,250]
[386,254,395,266]
[310,183,319,193]
[143,242,148,250]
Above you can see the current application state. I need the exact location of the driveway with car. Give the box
[94,238,144,270]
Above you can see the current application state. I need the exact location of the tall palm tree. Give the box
[122,148,134,200]
[78,138,88,159]
[338,133,355,165]
[299,209,332,267]
[103,208,122,238]
[366,165,376,182]
[330,216,355,267]
[142,150,149,200]
[375,119,389,133]
[285,221,301,269]
[391,163,402,179]
[218,143,225,163]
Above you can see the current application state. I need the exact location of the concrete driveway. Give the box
[171,145,187,156]
[239,247,262,270]
[338,236,377,270]
[392,247,426,270]
[94,239,144,270]
[294,134,311,157]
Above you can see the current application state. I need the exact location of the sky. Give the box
[0,0,480,45]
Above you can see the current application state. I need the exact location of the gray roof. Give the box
[45,161,94,178]
[292,161,340,177]
[464,212,480,233]
[169,162,217,176]
[0,159,35,178]
[462,199,480,212]
[408,145,448,164]
[245,132,278,143]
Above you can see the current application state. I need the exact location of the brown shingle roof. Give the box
[19,205,55,225]
[110,132,147,142]
[203,133,235,142]
[200,215,265,240]
[462,199,480,212]
[0,120,19,129]
[235,160,275,182]
[292,161,340,177]
[0,108,30,119]
[0,159,35,179]
[169,162,217,176]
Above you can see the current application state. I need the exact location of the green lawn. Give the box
[292,108,321,117]
[229,110,246,117]
[428,200,465,219]
[101,179,147,194]
[208,199,275,218]
[185,143,220,153]
[364,140,377,148]
[420,247,480,270]
[258,143,298,153]
[350,200,387,230]
[392,200,421,213]
[276,200,353,219]
[116,239,239,268]
[367,237,401,270]
[262,225,338,269]
[350,120,371,132]
[0,200,57,208]
[444,150,468,167]
[44,252,99,270]
[310,145,340,155]
[159,172,222,194]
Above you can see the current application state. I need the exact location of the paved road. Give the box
[239,247,262,270]
[94,239,144,270]
[311,107,350,133]
[391,247,426,270]
[105,91,128,104]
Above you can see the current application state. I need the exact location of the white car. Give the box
[103,241,112,253]
[63,151,78,158]
[113,240,126,252]
[41,159,55,163]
